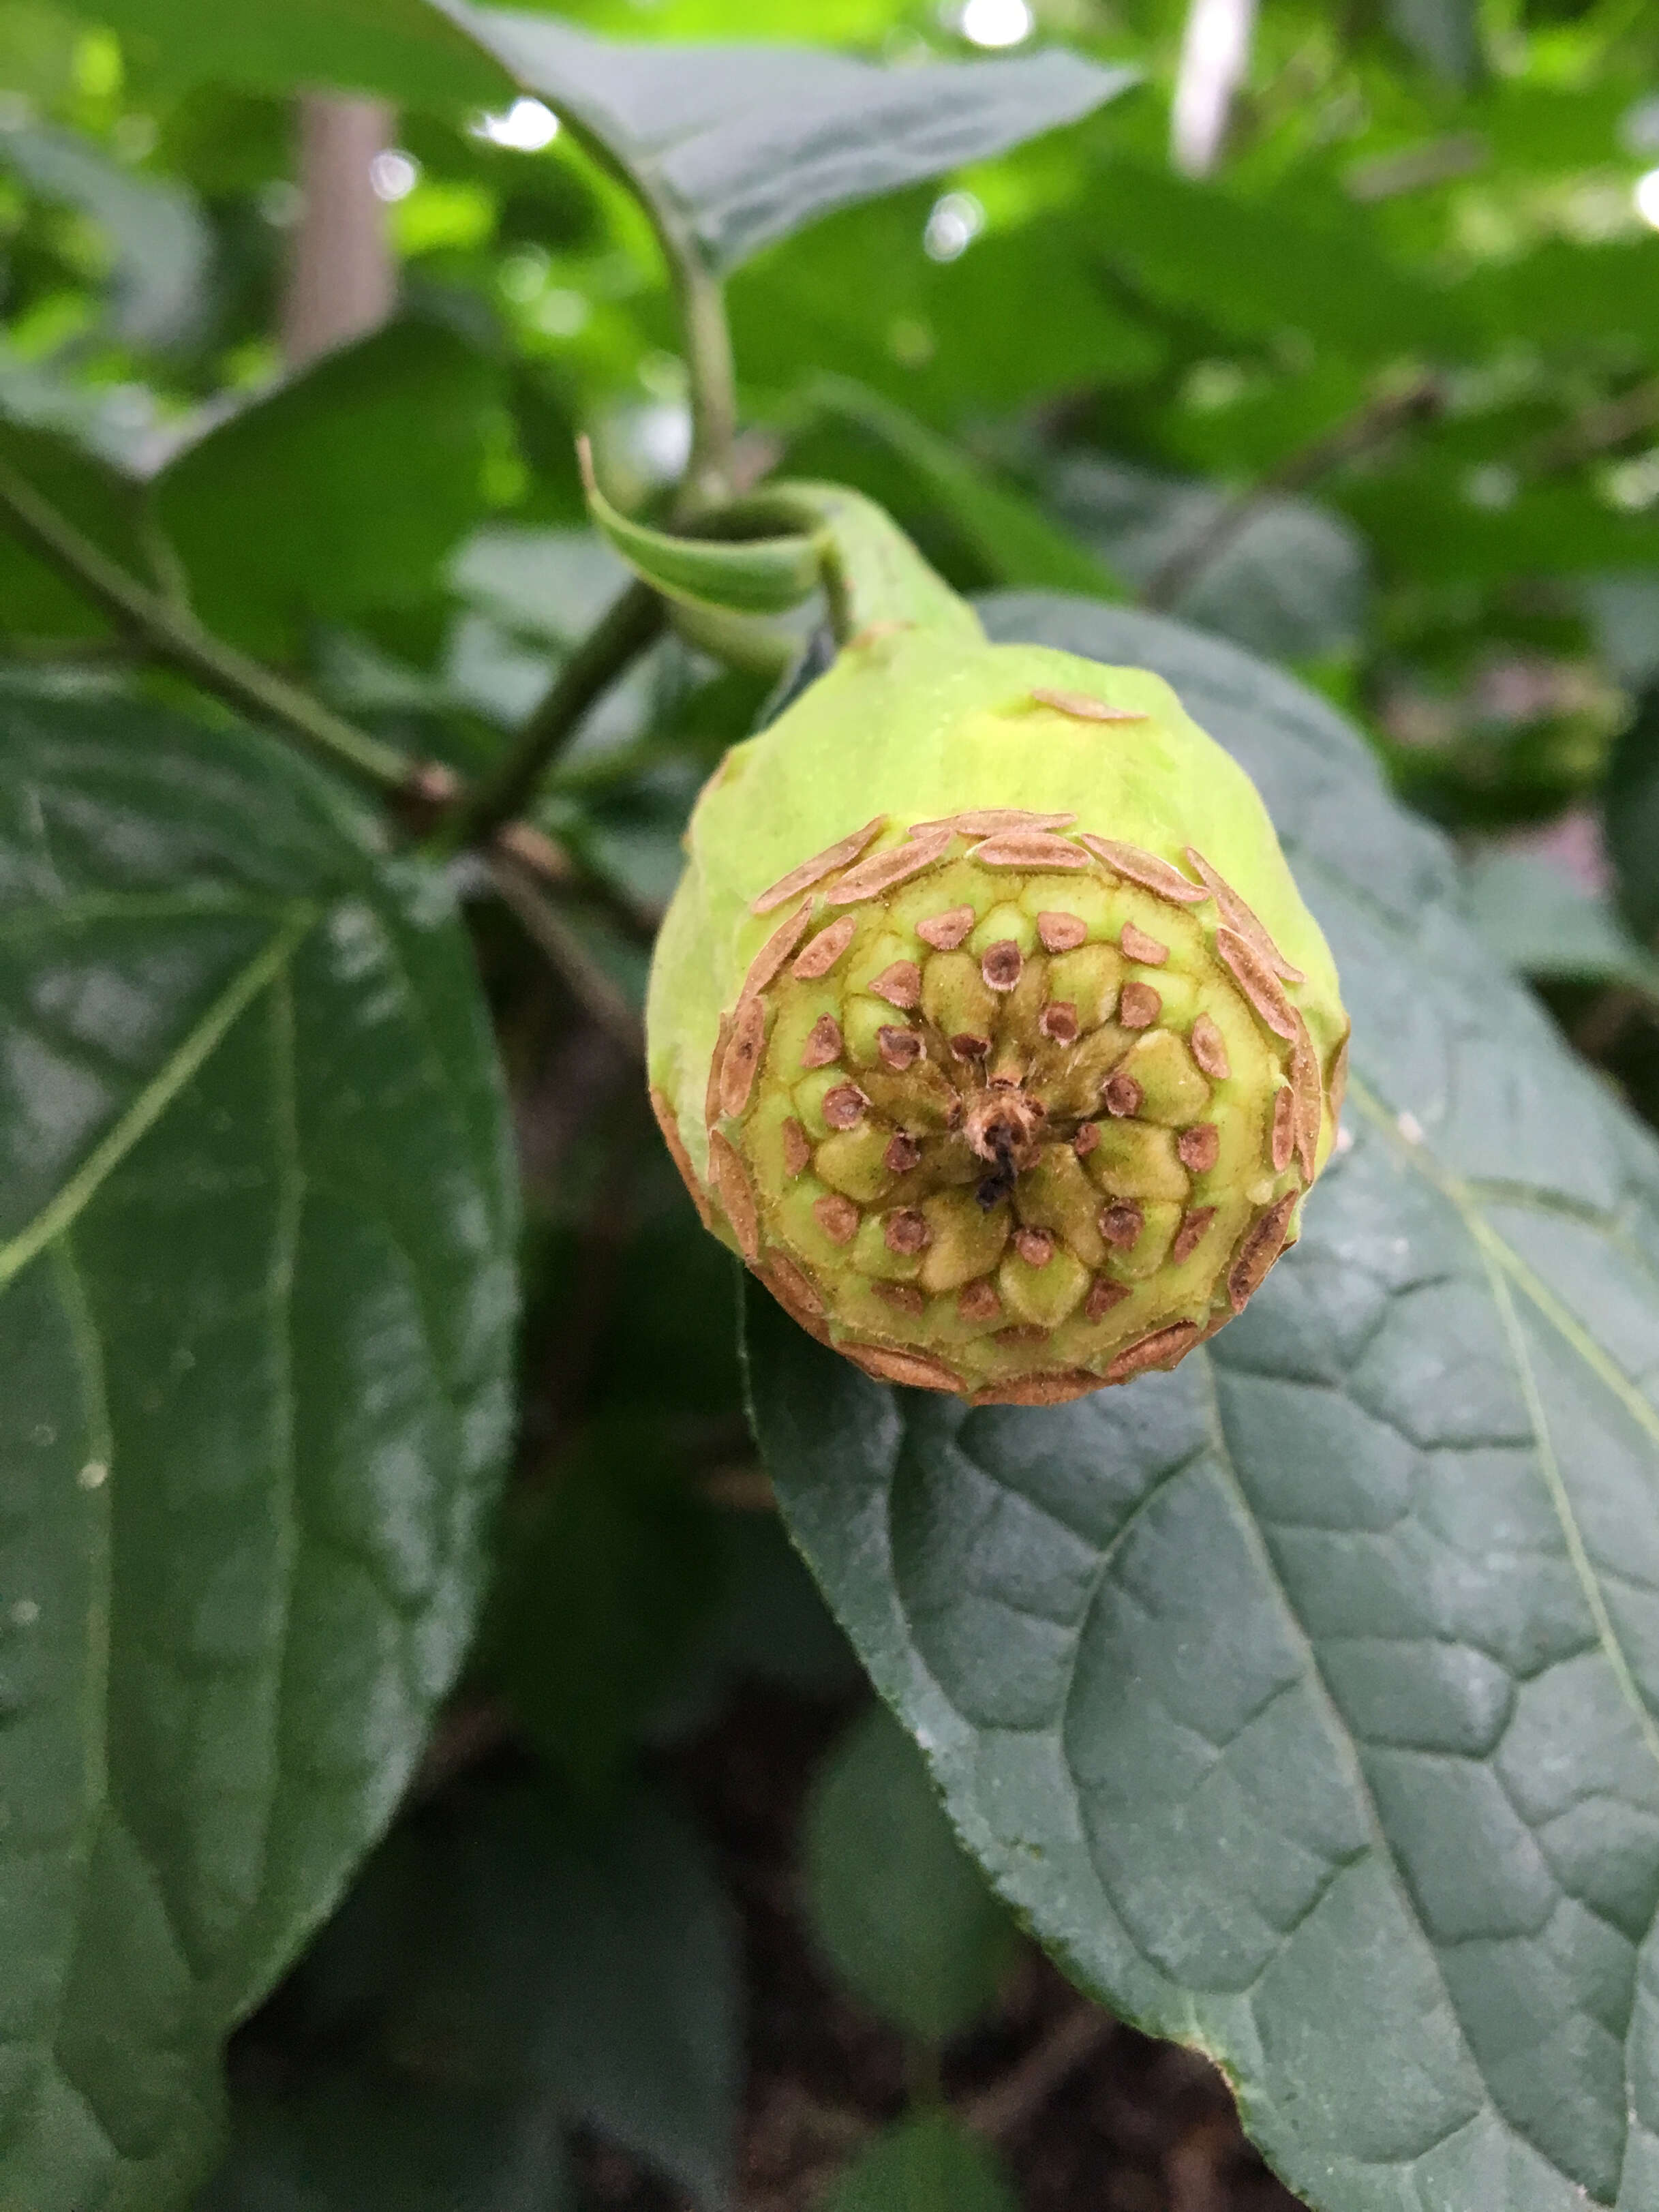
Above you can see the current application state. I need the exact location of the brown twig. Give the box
[700,1461,779,1511]
[0,448,419,792]
[1524,374,1659,476]
[410,1695,515,1800]
[960,2003,1116,2142]
[1141,373,1442,612]
[487,850,647,1063]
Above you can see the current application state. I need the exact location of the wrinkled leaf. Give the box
[0,687,517,2208]
[433,3,1137,273]
[825,2110,1018,2212]
[750,591,1659,2212]
[806,1704,1015,2045]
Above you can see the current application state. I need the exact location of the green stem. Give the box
[673,254,740,511]
[0,453,416,793]
[440,578,665,851]
[543,105,740,509]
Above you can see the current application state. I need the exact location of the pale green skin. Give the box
[650,624,1345,1192]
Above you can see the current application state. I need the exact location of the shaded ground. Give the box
[577,1682,1305,2212]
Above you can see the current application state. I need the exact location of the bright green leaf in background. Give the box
[0,417,147,639]
[0,686,517,2209]
[153,321,497,658]
[76,0,512,107]
[432,1,1138,273]
[0,323,497,662]
[752,592,1659,2212]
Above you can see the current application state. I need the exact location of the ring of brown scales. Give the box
[658,809,1347,1407]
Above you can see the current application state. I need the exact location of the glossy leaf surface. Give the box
[750,592,1659,2212]
[0,688,517,2209]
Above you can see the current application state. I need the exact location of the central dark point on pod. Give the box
[963,1084,1048,1209]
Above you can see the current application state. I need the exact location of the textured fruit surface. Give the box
[648,624,1346,1403]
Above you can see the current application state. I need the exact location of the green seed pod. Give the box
[593,466,1348,1404]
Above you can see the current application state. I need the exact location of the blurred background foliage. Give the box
[7,0,1659,2202]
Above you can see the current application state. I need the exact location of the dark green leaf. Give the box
[662,1511,858,1721]
[1091,157,1467,359]
[1046,453,1369,663]
[750,590,1659,2212]
[0,688,517,2209]
[825,2110,1018,2212]
[0,418,144,641]
[153,321,497,658]
[0,118,212,347]
[383,1783,740,2207]
[483,1414,722,1797]
[433,3,1138,274]
[805,1705,1015,2045]
[1605,686,1659,949]
[199,2079,573,2212]
[806,376,1124,600]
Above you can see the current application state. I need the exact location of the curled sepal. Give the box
[579,440,981,648]
[579,438,821,615]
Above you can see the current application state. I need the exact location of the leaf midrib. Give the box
[0,900,318,1297]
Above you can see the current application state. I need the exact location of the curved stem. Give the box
[440,578,664,851]
[673,252,740,511]
[545,107,740,511]
[0,453,415,793]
